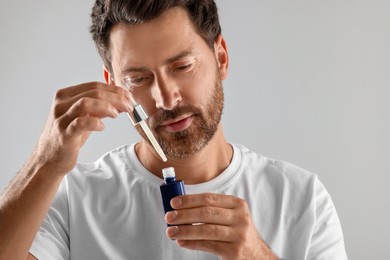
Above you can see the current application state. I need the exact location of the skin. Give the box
[107,8,278,259]
[107,11,231,184]
[0,7,278,260]
[0,83,132,260]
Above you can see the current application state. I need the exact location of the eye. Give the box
[131,77,147,86]
[175,63,194,72]
[123,75,152,89]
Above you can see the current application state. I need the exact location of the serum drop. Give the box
[160,167,185,216]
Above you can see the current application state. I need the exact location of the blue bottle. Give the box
[160,167,185,218]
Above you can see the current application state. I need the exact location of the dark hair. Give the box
[90,0,221,72]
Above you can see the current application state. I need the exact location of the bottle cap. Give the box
[162,167,175,179]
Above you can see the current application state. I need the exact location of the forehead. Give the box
[109,7,210,69]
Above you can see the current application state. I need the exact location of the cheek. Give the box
[181,65,216,104]
[137,92,158,115]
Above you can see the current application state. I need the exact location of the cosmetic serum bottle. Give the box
[160,167,186,218]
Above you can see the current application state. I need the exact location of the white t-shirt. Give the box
[30,143,348,260]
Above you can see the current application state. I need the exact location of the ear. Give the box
[103,65,114,85]
[214,35,229,80]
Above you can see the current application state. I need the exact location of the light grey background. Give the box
[0,1,389,259]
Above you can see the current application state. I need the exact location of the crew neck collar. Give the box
[122,143,242,194]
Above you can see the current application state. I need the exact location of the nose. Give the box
[152,73,182,110]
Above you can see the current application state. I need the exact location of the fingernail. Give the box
[99,121,105,130]
[127,103,133,112]
[167,226,178,236]
[112,108,119,117]
[166,211,177,222]
[171,197,182,208]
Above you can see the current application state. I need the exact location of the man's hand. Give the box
[0,82,133,260]
[165,193,278,260]
[36,82,132,176]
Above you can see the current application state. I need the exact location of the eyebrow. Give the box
[120,50,195,76]
[165,50,194,64]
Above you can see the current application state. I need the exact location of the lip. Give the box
[161,114,193,133]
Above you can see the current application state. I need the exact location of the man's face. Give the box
[109,7,227,158]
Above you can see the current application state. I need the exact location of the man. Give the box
[0,0,347,259]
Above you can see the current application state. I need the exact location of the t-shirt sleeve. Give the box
[307,178,348,260]
[29,178,70,260]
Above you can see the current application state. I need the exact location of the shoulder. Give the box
[71,144,131,176]
[233,143,317,185]
[231,143,321,211]
[232,145,347,257]
[63,144,133,192]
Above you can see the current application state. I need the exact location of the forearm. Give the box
[0,151,65,260]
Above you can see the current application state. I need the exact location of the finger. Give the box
[55,88,132,119]
[171,193,241,210]
[166,224,235,242]
[176,239,231,257]
[55,82,129,99]
[69,88,133,113]
[65,116,105,138]
[57,97,119,130]
[165,207,234,226]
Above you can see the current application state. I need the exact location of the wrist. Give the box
[31,143,76,178]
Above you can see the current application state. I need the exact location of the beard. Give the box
[137,71,224,159]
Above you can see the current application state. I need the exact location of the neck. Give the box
[135,125,233,184]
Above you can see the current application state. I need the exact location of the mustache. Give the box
[149,106,202,129]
